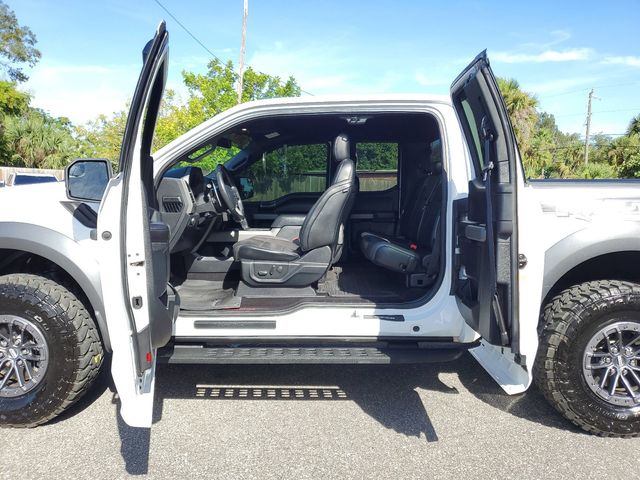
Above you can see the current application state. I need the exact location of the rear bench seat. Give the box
[360,158,442,287]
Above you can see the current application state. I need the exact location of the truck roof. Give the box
[230,93,452,109]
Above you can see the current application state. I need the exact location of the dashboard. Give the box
[157,166,224,253]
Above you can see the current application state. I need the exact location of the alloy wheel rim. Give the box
[0,315,49,398]
[583,321,640,407]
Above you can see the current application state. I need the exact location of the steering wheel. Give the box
[215,164,249,229]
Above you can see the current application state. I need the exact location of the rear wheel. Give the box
[0,274,103,427]
[535,280,640,437]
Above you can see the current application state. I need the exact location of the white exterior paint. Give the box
[98,175,157,428]
[2,94,640,427]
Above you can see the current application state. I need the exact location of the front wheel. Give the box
[534,280,640,437]
[0,274,104,427]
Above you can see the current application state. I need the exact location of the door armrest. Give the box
[271,214,306,228]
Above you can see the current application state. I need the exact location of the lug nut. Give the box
[611,347,619,354]
[605,357,612,364]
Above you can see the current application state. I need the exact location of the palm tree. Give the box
[3,112,74,168]
[627,114,640,136]
[497,78,539,153]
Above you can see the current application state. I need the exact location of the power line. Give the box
[152,0,221,63]
[553,107,640,118]
[539,81,640,99]
[152,0,314,96]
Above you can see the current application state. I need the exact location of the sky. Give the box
[11,0,640,136]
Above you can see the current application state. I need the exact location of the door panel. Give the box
[98,22,176,428]
[450,51,519,349]
[244,192,322,228]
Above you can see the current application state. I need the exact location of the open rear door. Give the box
[450,51,533,392]
[97,22,178,427]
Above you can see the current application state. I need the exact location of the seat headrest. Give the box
[333,133,350,163]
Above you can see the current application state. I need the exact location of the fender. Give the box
[0,222,110,350]
[542,221,640,300]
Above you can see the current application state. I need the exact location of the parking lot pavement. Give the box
[2,352,638,479]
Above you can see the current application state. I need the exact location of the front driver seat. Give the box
[233,134,357,287]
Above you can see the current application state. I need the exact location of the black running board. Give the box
[158,343,472,365]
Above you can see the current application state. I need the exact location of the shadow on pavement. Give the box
[113,395,151,476]
[153,352,578,440]
[58,352,580,475]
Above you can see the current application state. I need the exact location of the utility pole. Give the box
[584,89,594,165]
[236,0,248,103]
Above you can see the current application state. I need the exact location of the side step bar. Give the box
[158,343,473,365]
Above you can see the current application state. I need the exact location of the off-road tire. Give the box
[534,280,640,437]
[0,273,103,427]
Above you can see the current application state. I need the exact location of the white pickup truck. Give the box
[1,23,639,437]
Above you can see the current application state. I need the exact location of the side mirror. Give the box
[65,159,112,202]
[237,176,254,200]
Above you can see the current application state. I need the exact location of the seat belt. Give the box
[423,212,441,280]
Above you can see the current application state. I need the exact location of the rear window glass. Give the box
[356,142,398,191]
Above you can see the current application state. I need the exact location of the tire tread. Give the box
[0,273,103,428]
[534,279,640,438]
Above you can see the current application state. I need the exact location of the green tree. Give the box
[155,59,300,149]
[75,110,128,169]
[607,133,640,178]
[2,110,78,168]
[83,59,301,171]
[497,78,539,155]
[0,1,40,83]
[627,114,640,136]
[0,79,28,114]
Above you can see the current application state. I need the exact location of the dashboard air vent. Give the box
[163,197,184,213]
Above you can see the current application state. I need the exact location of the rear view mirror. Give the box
[217,138,232,149]
[65,159,112,202]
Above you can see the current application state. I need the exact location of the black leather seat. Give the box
[360,157,442,285]
[233,134,357,287]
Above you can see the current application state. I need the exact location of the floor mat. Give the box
[316,264,410,300]
[175,279,241,311]
[236,282,317,298]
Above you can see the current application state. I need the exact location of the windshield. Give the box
[178,132,252,175]
[13,175,58,186]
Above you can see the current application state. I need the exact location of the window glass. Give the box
[430,138,442,164]
[356,142,398,191]
[244,143,328,201]
[461,98,484,167]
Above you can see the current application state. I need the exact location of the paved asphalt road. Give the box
[2,353,639,479]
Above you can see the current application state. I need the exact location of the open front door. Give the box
[97,22,178,427]
[450,51,532,392]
